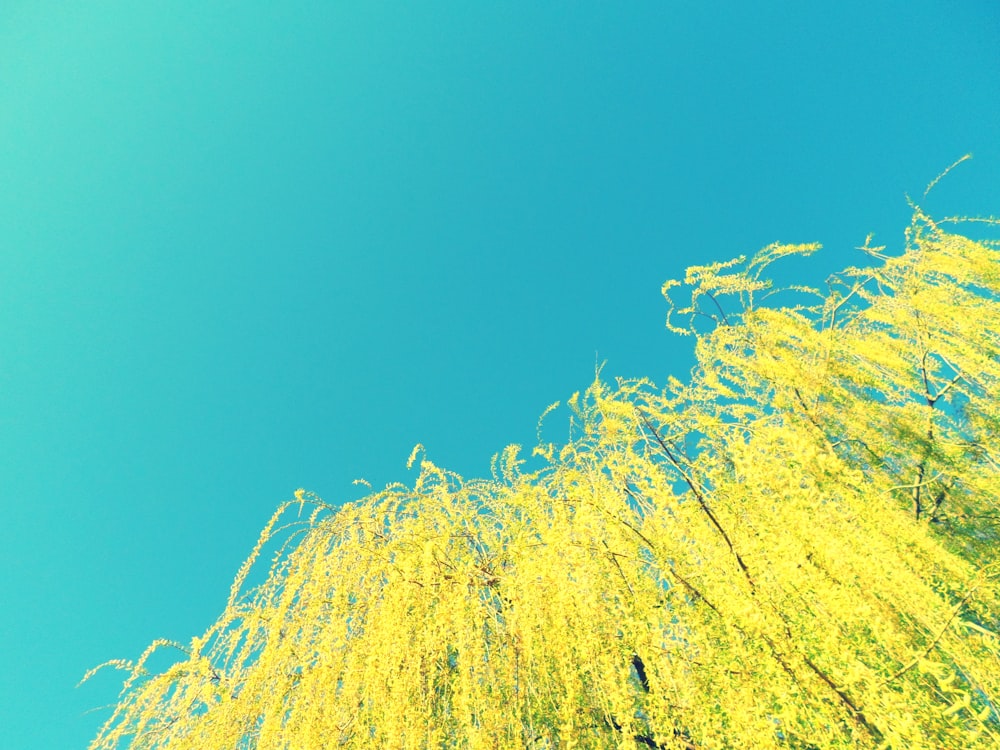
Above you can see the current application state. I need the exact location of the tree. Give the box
[84,200,1000,749]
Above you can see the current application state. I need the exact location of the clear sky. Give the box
[1,2,998,747]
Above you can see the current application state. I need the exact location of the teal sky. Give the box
[1,2,998,746]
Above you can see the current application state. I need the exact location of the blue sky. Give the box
[1,2,998,746]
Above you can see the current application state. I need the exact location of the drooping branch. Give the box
[640,413,754,588]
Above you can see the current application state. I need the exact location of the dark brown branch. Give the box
[640,414,754,588]
[803,656,881,740]
[619,483,721,616]
[602,714,696,750]
[632,653,650,693]
[703,290,731,326]
[912,460,927,521]
[792,387,829,441]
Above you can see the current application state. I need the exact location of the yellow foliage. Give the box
[85,207,1000,749]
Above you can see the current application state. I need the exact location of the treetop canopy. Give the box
[85,205,1000,749]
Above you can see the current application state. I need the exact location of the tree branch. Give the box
[640,414,754,588]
